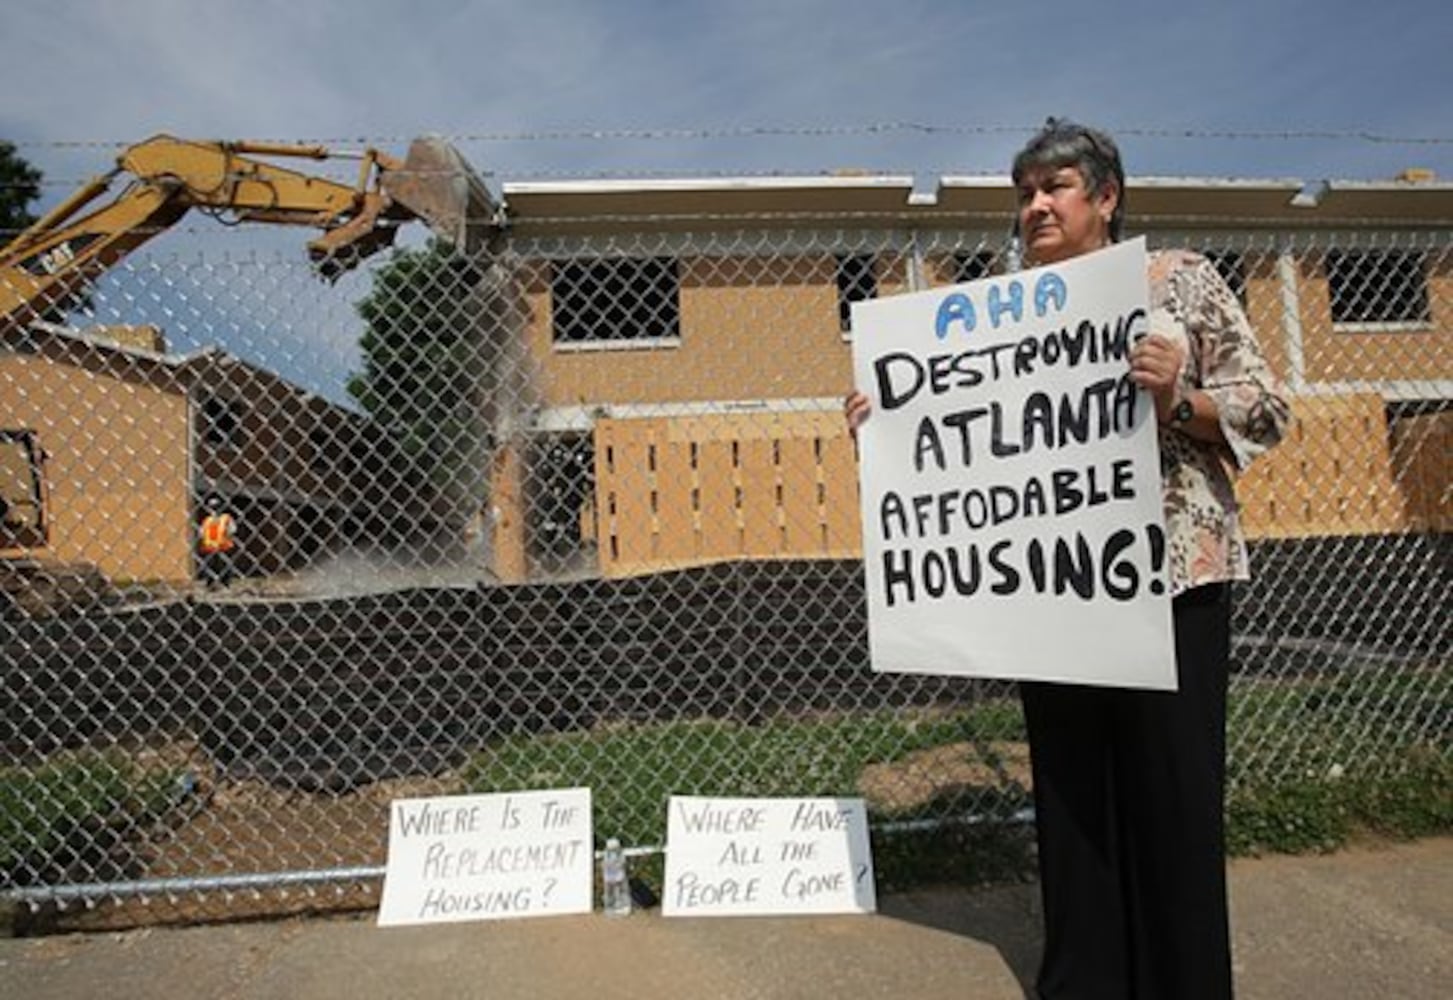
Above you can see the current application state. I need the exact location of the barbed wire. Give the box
[10,120,1453,153]
[5,121,1451,197]
[7,163,1450,195]
[6,206,1453,242]
[3,167,972,193]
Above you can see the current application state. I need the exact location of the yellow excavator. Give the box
[0,132,495,330]
[1,133,496,614]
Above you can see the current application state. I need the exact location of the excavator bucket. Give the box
[384,138,498,255]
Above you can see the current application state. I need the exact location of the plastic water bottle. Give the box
[601,837,631,917]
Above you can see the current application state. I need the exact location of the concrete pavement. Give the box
[2,837,1449,999]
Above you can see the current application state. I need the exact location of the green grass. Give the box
[460,704,1037,895]
[0,751,183,884]
[460,706,1027,847]
[1227,744,1451,855]
[1225,667,1451,855]
[1226,664,1451,851]
[455,665,1450,891]
[5,667,1441,903]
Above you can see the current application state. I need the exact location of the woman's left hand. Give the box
[1129,334,1187,422]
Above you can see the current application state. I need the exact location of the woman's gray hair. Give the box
[1011,118,1126,241]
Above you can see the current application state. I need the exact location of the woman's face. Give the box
[1016,165,1117,265]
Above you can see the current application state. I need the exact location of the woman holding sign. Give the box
[846,119,1288,999]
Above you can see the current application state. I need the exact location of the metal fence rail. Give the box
[1,193,1449,922]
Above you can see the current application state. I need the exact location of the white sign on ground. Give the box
[377,787,593,926]
[849,238,1175,689]
[662,796,876,917]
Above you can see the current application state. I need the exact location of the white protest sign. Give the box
[377,787,592,926]
[849,238,1175,690]
[662,796,875,917]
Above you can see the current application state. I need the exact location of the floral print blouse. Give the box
[1146,249,1291,596]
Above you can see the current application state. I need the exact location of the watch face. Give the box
[1173,399,1194,424]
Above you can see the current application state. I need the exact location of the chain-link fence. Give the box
[1,165,1449,925]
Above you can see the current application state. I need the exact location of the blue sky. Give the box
[4,0,1451,402]
[7,0,1453,195]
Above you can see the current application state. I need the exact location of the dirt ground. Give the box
[14,738,1028,933]
[857,741,1032,812]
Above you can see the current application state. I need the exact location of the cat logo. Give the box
[19,234,101,277]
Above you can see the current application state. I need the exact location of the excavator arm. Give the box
[0,134,495,332]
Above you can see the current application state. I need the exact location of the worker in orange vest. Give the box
[198,495,238,590]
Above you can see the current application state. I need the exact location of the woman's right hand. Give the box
[844,390,872,438]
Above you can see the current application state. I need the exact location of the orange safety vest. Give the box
[199,512,236,554]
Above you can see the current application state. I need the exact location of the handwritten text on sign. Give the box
[849,239,1175,689]
[377,787,592,926]
[663,796,875,916]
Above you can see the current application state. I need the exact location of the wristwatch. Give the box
[1170,395,1195,426]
